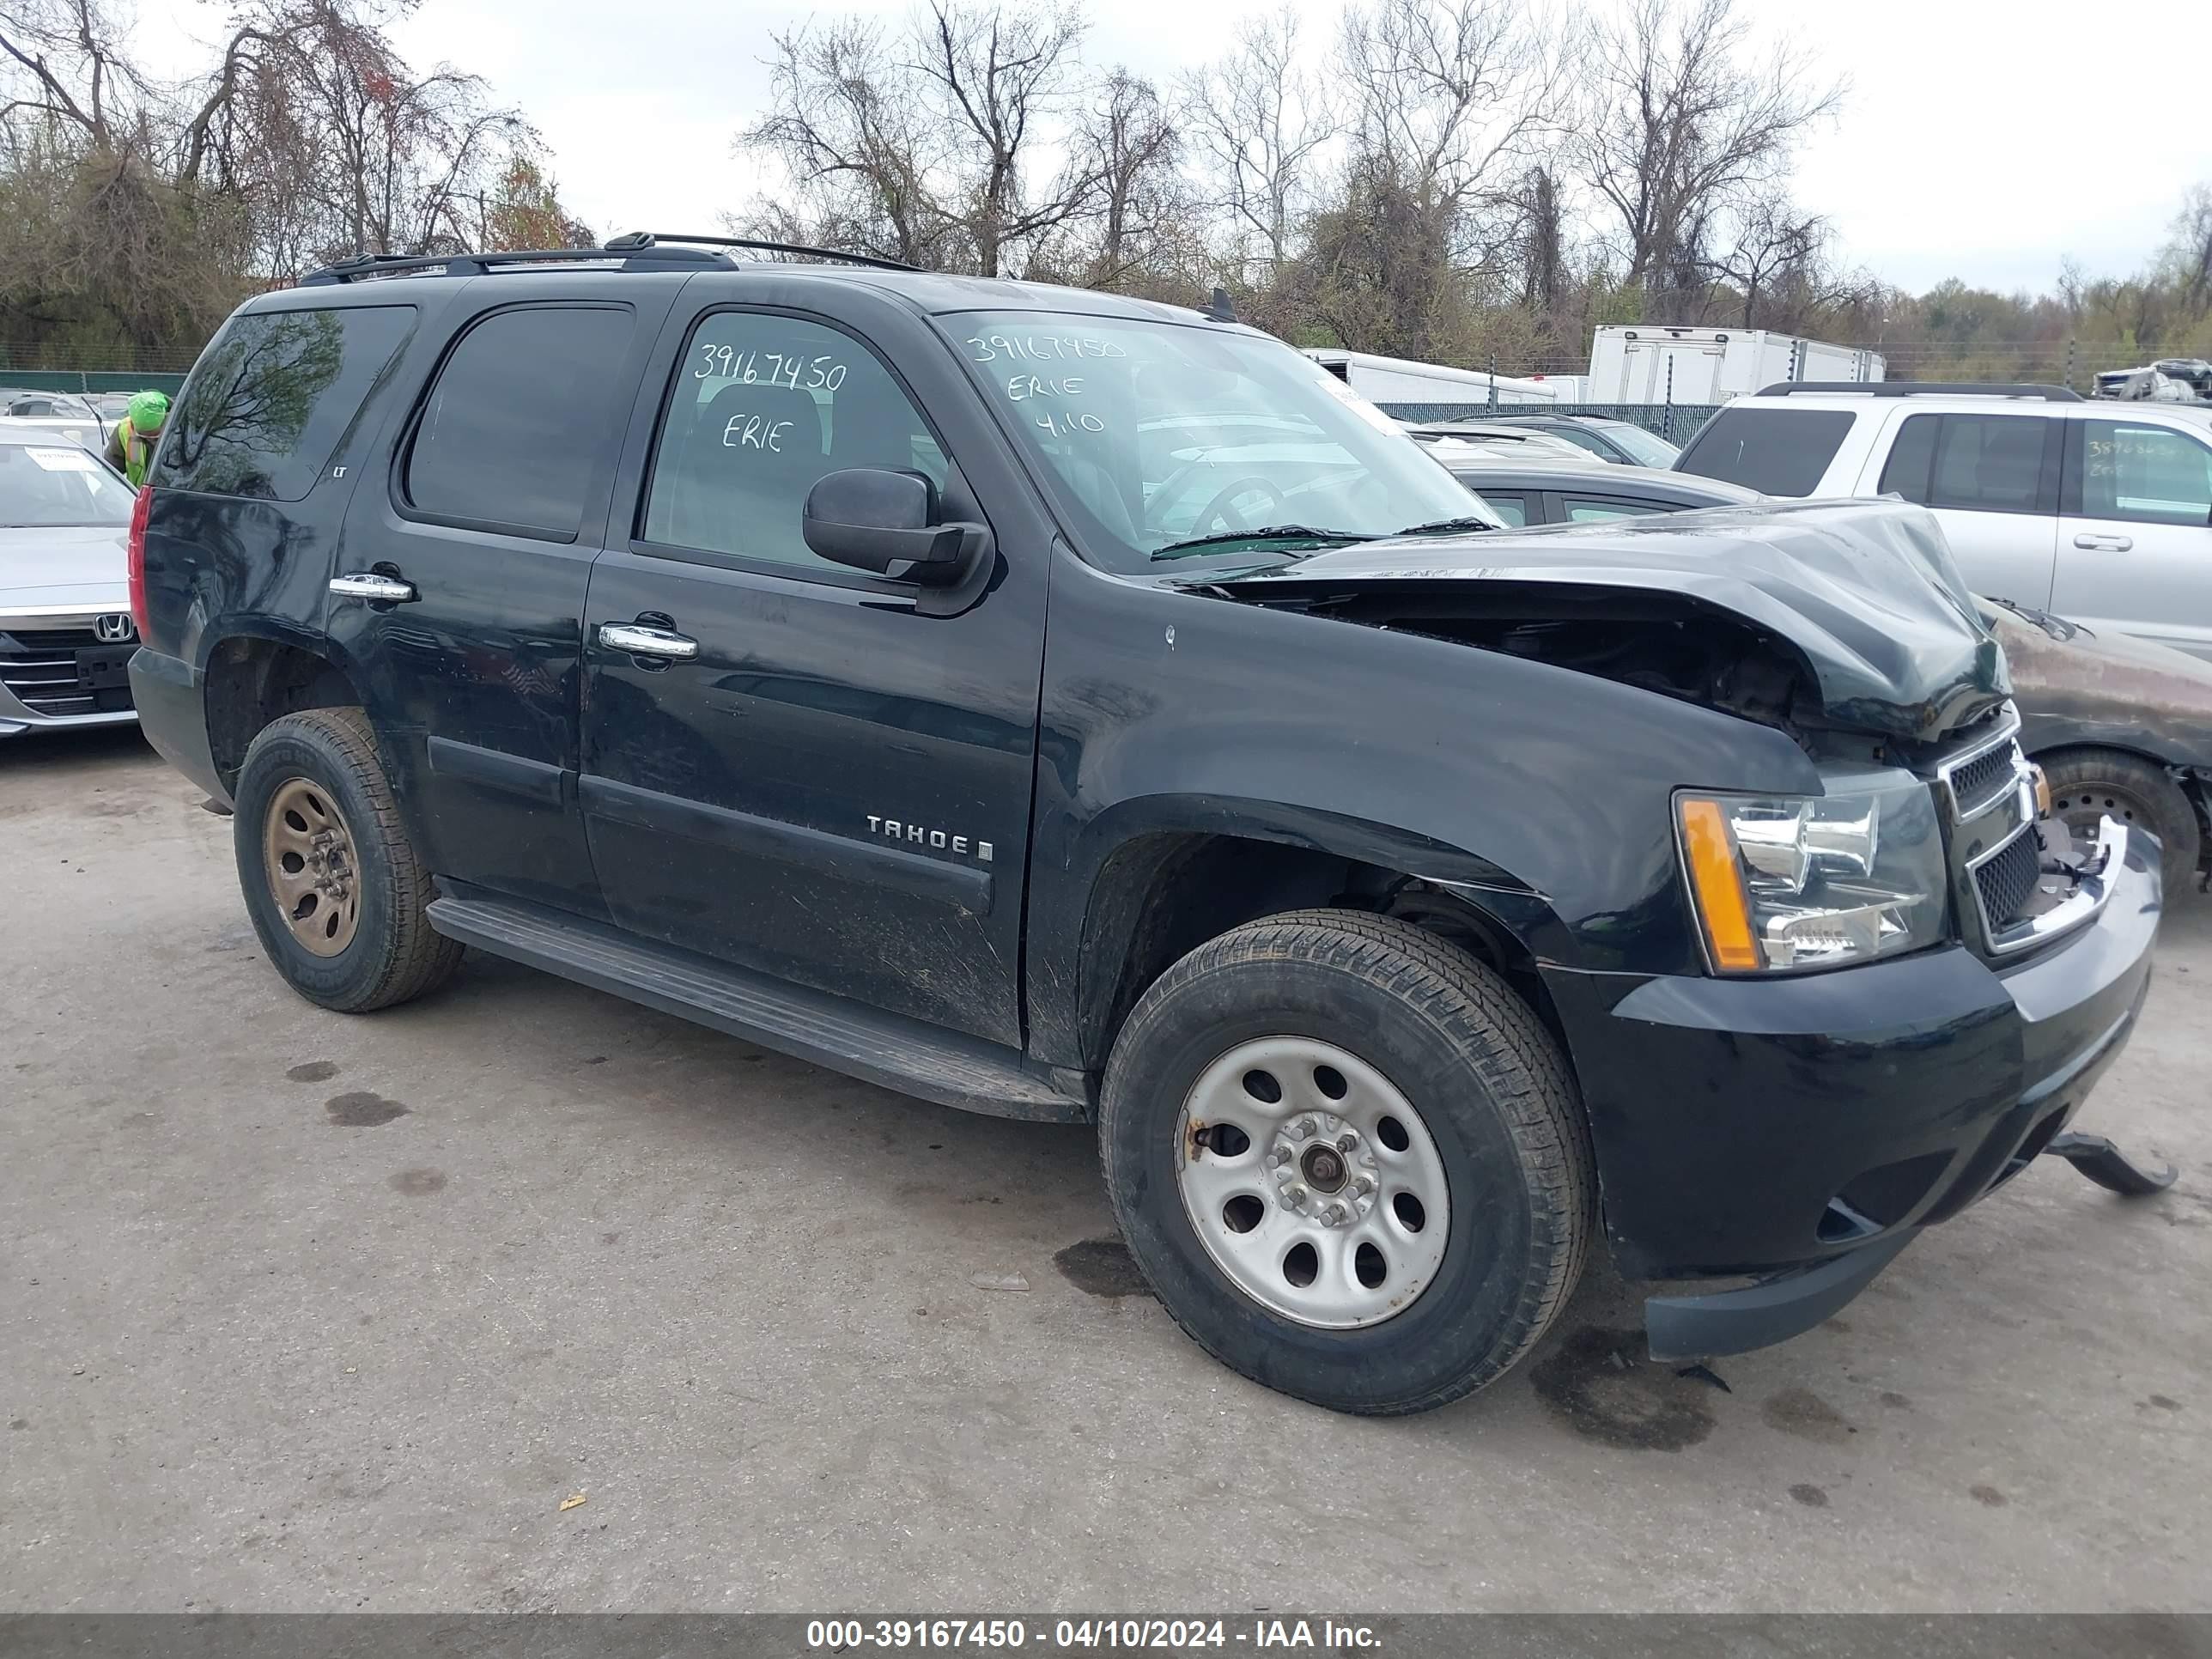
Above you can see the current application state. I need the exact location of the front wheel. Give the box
[1098,910,1596,1415]
[233,707,463,1012]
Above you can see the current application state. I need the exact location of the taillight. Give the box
[127,484,152,639]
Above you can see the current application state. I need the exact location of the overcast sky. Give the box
[153,0,2211,296]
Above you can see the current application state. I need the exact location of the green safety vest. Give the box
[116,418,155,486]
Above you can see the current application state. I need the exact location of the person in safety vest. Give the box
[106,391,169,485]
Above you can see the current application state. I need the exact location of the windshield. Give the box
[952,311,1479,570]
[0,442,134,527]
[1601,423,1682,467]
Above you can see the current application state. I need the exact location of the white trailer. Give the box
[1304,349,1558,406]
[1584,327,1884,404]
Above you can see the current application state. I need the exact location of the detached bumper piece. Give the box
[2043,1132,2178,1197]
[1644,1231,1914,1363]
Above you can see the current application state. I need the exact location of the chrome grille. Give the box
[0,627,137,720]
[1972,828,2041,930]
[1946,744,2017,818]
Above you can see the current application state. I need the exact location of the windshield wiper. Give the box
[1394,514,1502,538]
[1983,592,2081,641]
[1149,524,1371,561]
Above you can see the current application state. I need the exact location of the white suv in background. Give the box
[1675,383,2212,662]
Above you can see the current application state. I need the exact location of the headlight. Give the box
[1675,767,1948,974]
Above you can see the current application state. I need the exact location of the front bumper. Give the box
[1544,820,2161,1354]
[0,608,142,736]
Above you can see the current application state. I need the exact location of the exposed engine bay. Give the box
[1220,582,1826,741]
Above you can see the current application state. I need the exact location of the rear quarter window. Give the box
[153,305,416,501]
[1677,407,1855,496]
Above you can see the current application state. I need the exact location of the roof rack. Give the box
[1754,381,2084,402]
[299,244,735,285]
[605,231,922,273]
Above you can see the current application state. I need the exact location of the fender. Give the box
[1022,549,1826,1067]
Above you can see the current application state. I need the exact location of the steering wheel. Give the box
[1194,476,1289,536]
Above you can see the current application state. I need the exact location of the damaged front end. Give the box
[1174,499,2172,1346]
[1182,498,2012,744]
[1178,500,2130,959]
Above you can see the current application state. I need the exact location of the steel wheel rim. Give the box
[2056,783,2153,844]
[1176,1036,1452,1330]
[262,776,362,957]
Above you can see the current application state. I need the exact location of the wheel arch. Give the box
[203,627,368,793]
[1053,799,1569,1075]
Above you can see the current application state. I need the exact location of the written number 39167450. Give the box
[694,343,847,391]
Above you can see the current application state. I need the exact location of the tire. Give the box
[1098,908,1596,1416]
[232,707,463,1012]
[2039,748,2200,902]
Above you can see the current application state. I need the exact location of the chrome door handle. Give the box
[599,622,699,660]
[329,573,418,602]
[2072,533,2133,552]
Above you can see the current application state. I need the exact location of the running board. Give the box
[425,889,1084,1122]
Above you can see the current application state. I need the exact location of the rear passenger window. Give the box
[1470,490,1528,526]
[155,306,416,501]
[1561,495,1663,523]
[1926,415,2048,514]
[404,307,635,539]
[1876,414,1938,501]
[1676,408,1853,495]
[642,313,946,574]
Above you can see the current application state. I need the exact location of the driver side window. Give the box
[642,313,946,573]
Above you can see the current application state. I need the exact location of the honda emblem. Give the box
[94,614,136,643]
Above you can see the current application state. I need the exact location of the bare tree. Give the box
[741,18,945,267]
[741,0,1097,278]
[0,0,155,153]
[1179,9,1335,273]
[1705,194,1826,325]
[1338,0,1566,222]
[1575,0,1841,296]
[1499,161,1565,313]
[2166,183,2212,312]
[1064,68,1181,289]
[917,0,1094,275]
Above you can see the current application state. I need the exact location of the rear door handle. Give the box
[599,622,700,660]
[2072,532,2133,552]
[329,572,418,602]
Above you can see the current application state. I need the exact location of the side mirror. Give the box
[804,468,978,583]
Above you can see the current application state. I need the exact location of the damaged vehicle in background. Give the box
[1984,598,2212,896]
[129,240,2172,1416]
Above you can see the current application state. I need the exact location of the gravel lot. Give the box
[5,728,2209,1613]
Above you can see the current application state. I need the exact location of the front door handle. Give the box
[2072,532,2134,552]
[599,622,700,660]
[330,572,418,602]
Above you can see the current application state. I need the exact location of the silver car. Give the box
[0,391,109,453]
[0,422,140,737]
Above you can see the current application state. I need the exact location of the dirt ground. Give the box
[4,728,2207,1612]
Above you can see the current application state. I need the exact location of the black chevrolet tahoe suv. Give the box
[126,235,2164,1415]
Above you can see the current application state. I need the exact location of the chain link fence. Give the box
[0,368,189,398]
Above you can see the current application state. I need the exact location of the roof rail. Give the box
[298,244,735,285]
[606,231,922,273]
[1753,381,2084,402]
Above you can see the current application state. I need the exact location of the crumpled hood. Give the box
[1199,499,2009,741]
[0,523,130,613]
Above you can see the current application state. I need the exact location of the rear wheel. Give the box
[233,707,462,1012]
[2039,748,2198,901]
[1098,909,1595,1415]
